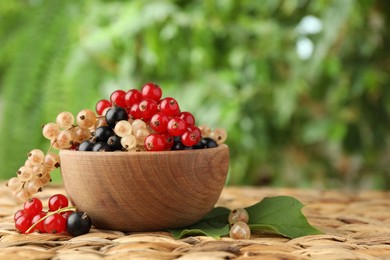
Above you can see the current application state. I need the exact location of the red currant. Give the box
[48,194,69,211]
[141,82,162,102]
[149,112,169,133]
[15,214,32,233]
[158,97,180,116]
[14,209,25,222]
[61,210,73,220]
[161,133,174,150]
[139,99,158,121]
[110,90,127,108]
[144,134,166,151]
[95,99,112,116]
[31,211,47,233]
[181,126,201,147]
[124,89,142,108]
[167,117,187,136]
[24,198,43,216]
[44,213,66,234]
[178,111,195,126]
[129,103,142,119]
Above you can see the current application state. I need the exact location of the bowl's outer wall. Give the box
[60,145,229,231]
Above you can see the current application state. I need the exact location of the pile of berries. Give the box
[14,194,92,236]
[228,208,251,240]
[88,82,227,152]
[6,149,59,202]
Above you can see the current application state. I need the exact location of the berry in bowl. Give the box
[7,82,229,232]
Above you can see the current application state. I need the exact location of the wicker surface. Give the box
[1,182,390,260]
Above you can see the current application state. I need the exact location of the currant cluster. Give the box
[228,208,251,240]
[92,82,227,151]
[14,194,92,236]
[6,149,59,203]
[42,110,96,149]
[6,82,228,201]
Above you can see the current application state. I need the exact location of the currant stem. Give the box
[25,206,77,233]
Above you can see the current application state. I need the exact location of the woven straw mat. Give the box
[1,182,390,259]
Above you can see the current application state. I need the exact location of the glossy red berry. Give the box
[161,133,174,150]
[110,90,127,108]
[178,111,195,126]
[44,213,66,234]
[31,211,47,233]
[149,112,169,133]
[124,89,142,108]
[167,117,187,136]
[181,126,201,147]
[158,97,180,116]
[139,99,158,121]
[61,210,73,220]
[48,194,69,211]
[14,209,25,222]
[141,82,162,102]
[15,214,32,233]
[95,99,112,116]
[24,198,43,216]
[129,103,142,119]
[144,134,166,151]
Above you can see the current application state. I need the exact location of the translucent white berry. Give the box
[121,134,137,150]
[132,119,147,133]
[15,189,31,203]
[6,177,23,192]
[17,166,33,181]
[199,125,211,137]
[27,149,45,165]
[32,165,45,177]
[94,117,107,129]
[56,111,75,129]
[55,130,74,149]
[44,153,60,170]
[114,120,133,137]
[229,221,251,240]
[76,109,97,129]
[135,128,150,146]
[209,128,227,144]
[24,177,43,194]
[72,126,92,144]
[228,208,249,224]
[42,123,61,140]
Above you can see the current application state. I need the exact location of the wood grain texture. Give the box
[59,144,229,232]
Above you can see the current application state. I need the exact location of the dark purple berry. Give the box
[105,106,128,128]
[66,212,92,236]
[78,140,94,151]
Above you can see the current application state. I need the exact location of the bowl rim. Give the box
[59,144,229,157]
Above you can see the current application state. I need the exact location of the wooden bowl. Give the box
[59,144,229,231]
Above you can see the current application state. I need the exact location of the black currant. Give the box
[78,140,95,151]
[107,135,122,151]
[171,140,193,150]
[66,211,92,236]
[203,137,218,148]
[192,138,207,149]
[92,142,112,152]
[94,126,115,142]
[105,106,128,128]
[193,137,218,149]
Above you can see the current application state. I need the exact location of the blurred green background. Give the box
[1,0,389,189]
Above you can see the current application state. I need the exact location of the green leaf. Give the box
[169,207,230,239]
[246,196,322,238]
[168,196,321,239]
